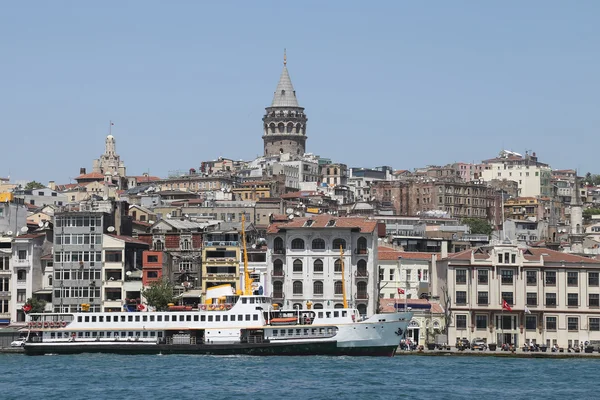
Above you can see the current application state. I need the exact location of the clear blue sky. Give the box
[2,1,599,184]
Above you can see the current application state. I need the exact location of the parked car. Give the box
[471,339,487,351]
[456,338,470,350]
[10,339,25,347]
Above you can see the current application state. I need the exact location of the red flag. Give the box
[397,288,405,294]
[502,299,512,312]
[22,304,32,313]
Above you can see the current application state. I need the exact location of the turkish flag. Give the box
[502,299,512,312]
[397,288,405,294]
[22,304,32,313]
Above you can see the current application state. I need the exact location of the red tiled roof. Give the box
[131,175,161,182]
[267,215,377,234]
[75,172,105,180]
[447,247,600,264]
[40,254,53,260]
[106,234,151,246]
[377,247,438,261]
[132,220,152,227]
[14,233,45,239]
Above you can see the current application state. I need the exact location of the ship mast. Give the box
[340,245,348,308]
[241,214,253,295]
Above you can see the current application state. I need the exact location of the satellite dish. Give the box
[288,214,294,220]
[107,226,115,232]
[126,271,132,276]
[148,220,154,224]
[103,195,108,201]
[20,226,28,233]
[185,214,189,218]
[285,208,294,214]
[38,221,44,228]
[251,244,256,249]
[6,231,13,236]
[166,213,172,219]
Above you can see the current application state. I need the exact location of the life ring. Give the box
[137,304,145,311]
[305,318,311,324]
[62,321,67,327]
[37,322,42,328]
[225,304,232,310]
[208,304,215,311]
[200,305,206,311]
[43,322,49,328]
[49,322,54,328]
[219,304,225,311]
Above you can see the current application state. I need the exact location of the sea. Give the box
[0,354,596,400]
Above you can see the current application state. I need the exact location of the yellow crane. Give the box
[340,245,348,308]
[241,214,253,296]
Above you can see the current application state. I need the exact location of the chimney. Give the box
[80,167,86,175]
[48,181,56,191]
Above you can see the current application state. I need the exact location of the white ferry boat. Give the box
[22,289,411,357]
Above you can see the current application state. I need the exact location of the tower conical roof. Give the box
[271,65,299,108]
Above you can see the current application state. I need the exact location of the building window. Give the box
[18,250,27,260]
[291,238,305,250]
[273,237,284,252]
[334,281,343,295]
[455,291,467,305]
[105,251,122,263]
[546,293,557,306]
[477,269,488,284]
[525,315,537,330]
[334,259,342,273]
[477,292,488,305]
[273,259,284,276]
[313,281,323,295]
[526,271,537,285]
[356,237,368,253]
[311,238,325,250]
[589,272,599,287]
[456,315,467,329]
[455,269,467,284]
[546,316,557,331]
[567,272,578,287]
[179,261,192,272]
[17,289,26,302]
[568,317,579,331]
[293,259,303,273]
[313,259,323,273]
[526,292,537,306]
[545,271,556,286]
[293,281,303,295]
[357,260,367,277]
[476,315,487,329]
[590,318,600,331]
[332,238,346,250]
[568,293,578,306]
[154,240,163,251]
[590,294,600,307]
[17,270,27,281]
[501,270,513,284]
[502,292,513,305]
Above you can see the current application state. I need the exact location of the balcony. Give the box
[355,292,369,300]
[272,292,284,300]
[204,241,239,247]
[12,258,30,267]
[273,249,286,255]
[204,273,236,281]
[355,248,368,255]
[355,271,369,279]
[272,270,285,277]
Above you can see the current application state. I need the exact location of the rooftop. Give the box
[267,215,378,234]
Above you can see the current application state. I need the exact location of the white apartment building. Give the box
[439,244,600,349]
[377,247,436,301]
[266,216,379,316]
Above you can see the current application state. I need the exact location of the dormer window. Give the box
[281,90,285,95]
[326,220,336,227]
[304,220,313,227]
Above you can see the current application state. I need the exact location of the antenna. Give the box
[107,226,115,233]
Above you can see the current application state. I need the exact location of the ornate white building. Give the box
[266,216,379,316]
[93,134,126,178]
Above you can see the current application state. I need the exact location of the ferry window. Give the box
[121,316,126,322]
[128,316,133,322]
[250,298,255,304]
[238,315,243,321]
[99,332,104,337]
[242,298,247,304]
[91,316,96,322]
[280,330,285,336]
[158,332,163,338]
[105,316,110,322]
[208,316,213,322]
[150,332,156,337]
[223,315,228,322]
[179,315,185,322]
[326,312,331,318]
[85,332,90,337]
[245,315,251,321]
[143,332,148,337]
[311,329,316,335]
[121,331,126,337]
[78,332,83,337]
[201,315,206,322]
[157,316,162,322]
[303,329,309,335]
[135,332,140,337]
[85,316,90,322]
[253,315,258,321]
[57,333,62,338]
[129,332,134,337]
[273,330,278,337]
[288,329,294,336]
[78,316,82,322]
[51,333,56,339]
[296,329,301,335]
[143,316,147,322]
[186,315,191,322]
[164,316,169,322]
[106,332,112,337]
[318,312,323,318]
[150,316,155,322]
[328,328,332,335]
[99,316,104,322]
[319,328,324,334]
[215,316,221,322]
[334,311,339,318]
[342,311,347,317]
[92,332,97,337]
[135,316,140,322]
[194,315,199,322]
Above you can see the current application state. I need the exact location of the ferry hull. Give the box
[24,341,398,357]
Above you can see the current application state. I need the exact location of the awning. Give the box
[177,289,203,299]
[34,290,52,295]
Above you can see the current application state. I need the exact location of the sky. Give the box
[1,1,599,184]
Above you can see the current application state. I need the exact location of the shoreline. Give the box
[396,348,600,359]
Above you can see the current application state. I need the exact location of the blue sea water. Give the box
[0,354,596,400]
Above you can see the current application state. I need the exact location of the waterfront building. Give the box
[202,229,241,295]
[266,215,379,316]
[377,247,436,301]
[438,244,600,349]
[0,237,12,325]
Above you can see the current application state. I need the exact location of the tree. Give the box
[376,266,389,312]
[584,208,600,220]
[462,218,493,236]
[24,297,47,314]
[141,279,176,311]
[440,286,452,337]
[24,181,45,190]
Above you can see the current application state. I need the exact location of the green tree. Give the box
[24,181,45,190]
[461,218,493,235]
[24,297,47,314]
[584,208,600,220]
[141,279,176,311]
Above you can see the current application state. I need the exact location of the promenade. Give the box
[397,347,600,359]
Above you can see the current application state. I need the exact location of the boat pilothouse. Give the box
[22,216,412,356]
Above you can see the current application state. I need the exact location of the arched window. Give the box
[313,259,323,273]
[313,303,323,309]
[278,123,285,133]
[293,281,303,294]
[274,237,284,253]
[181,239,191,250]
[357,237,368,254]
[334,259,342,273]
[293,303,302,309]
[48,276,53,287]
[357,304,367,315]
[332,238,346,250]
[334,303,344,309]
[334,281,343,295]
[357,281,367,298]
[270,123,276,133]
[311,238,325,250]
[357,259,367,277]
[273,259,284,276]
[286,123,294,133]
[291,238,305,250]
[296,123,302,134]
[313,281,323,295]
[154,240,163,251]
[293,259,303,273]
